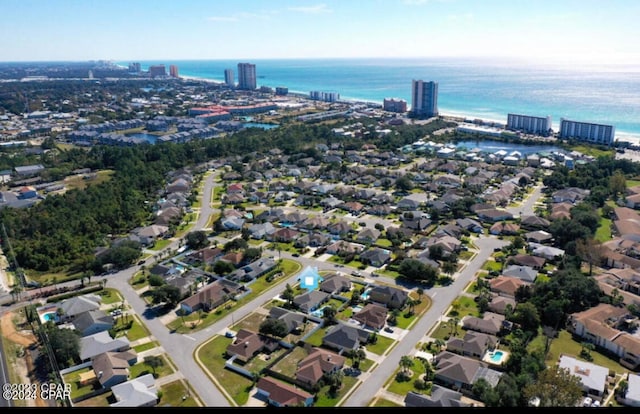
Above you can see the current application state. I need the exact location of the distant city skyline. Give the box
[2,0,640,65]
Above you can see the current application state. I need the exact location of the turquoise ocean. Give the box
[118,58,640,145]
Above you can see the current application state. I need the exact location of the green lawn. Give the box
[129,272,149,289]
[63,367,102,400]
[459,251,474,261]
[195,336,252,406]
[448,295,480,318]
[482,260,502,273]
[269,346,308,378]
[97,288,123,305]
[134,341,160,353]
[568,144,614,158]
[149,239,171,251]
[303,326,327,347]
[366,335,395,356]
[314,376,358,407]
[386,358,431,396]
[372,398,403,407]
[596,214,613,242]
[158,380,200,407]
[129,354,175,379]
[375,238,393,248]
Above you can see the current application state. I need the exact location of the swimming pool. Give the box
[310,306,328,318]
[361,288,371,301]
[41,312,57,323]
[490,350,504,363]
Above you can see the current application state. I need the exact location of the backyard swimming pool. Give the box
[483,349,510,365]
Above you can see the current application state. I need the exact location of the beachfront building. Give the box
[310,91,340,102]
[383,98,407,113]
[411,80,438,118]
[559,118,615,145]
[237,62,257,90]
[148,65,166,78]
[169,65,179,78]
[128,62,141,73]
[507,113,552,136]
[275,87,289,96]
[224,69,234,87]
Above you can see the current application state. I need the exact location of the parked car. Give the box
[351,271,363,277]
[225,331,235,338]
[384,327,394,333]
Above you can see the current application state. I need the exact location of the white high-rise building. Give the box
[507,113,552,136]
[559,118,615,145]
[237,63,256,90]
[224,69,234,87]
[411,80,438,118]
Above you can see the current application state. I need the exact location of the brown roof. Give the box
[257,376,313,406]
[226,329,279,363]
[296,348,345,385]
[352,303,388,330]
[489,275,528,297]
[511,254,546,268]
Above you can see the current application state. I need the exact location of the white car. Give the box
[582,397,592,407]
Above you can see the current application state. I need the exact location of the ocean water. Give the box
[119,58,640,144]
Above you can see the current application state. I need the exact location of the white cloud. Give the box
[288,4,332,14]
[206,11,273,23]
[447,13,473,22]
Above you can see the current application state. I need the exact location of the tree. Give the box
[282,284,295,308]
[325,370,344,398]
[148,273,165,287]
[395,175,414,192]
[609,169,627,197]
[399,355,414,375]
[150,284,182,306]
[398,259,437,285]
[259,318,288,338]
[522,366,583,407]
[213,260,235,276]
[39,322,81,369]
[185,230,210,250]
[349,348,366,369]
[323,306,337,325]
[575,238,603,276]
[441,260,457,276]
[144,355,164,377]
[416,287,424,303]
[510,302,541,333]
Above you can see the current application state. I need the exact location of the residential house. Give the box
[359,247,391,267]
[524,230,553,244]
[614,207,640,242]
[92,350,138,389]
[322,323,371,352]
[404,387,470,408]
[433,351,503,393]
[558,355,609,397]
[488,275,529,298]
[269,227,301,243]
[327,221,353,236]
[267,307,306,335]
[58,294,101,320]
[502,265,538,283]
[325,240,365,256]
[552,187,589,204]
[318,274,351,294]
[520,215,551,229]
[248,222,276,239]
[462,312,506,336]
[510,254,546,270]
[476,208,514,223]
[293,290,330,314]
[221,216,245,230]
[110,374,157,407]
[397,196,423,210]
[488,295,516,315]
[489,222,520,236]
[80,331,131,362]
[256,377,314,407]
[72,309,114,337]
[183,246,223,267]
[446,331,498,359]
[219,251,244,267]
[352,303,388,330]
[356,227,381,244]
[179,278,243,314]
[295,348,345,389]
[369,285,408,309]
[132,225,169,246]
[529,242,565,260]
[456,218,483,234]
[621,373,640,407]
[225,329,280,363]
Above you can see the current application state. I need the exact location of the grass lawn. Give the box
[482,260,502,273]
[196,336,252,406]
[269,346,308,378]
[63,169,115,191]
[129,354,175,379]
[303,326,327,347]
[596,214,613,242]
[134,341,160,353]
[125,314,151,341]
[386,358,430,396]
[448,295,479,318]
[232,312,264,333]
[366,335,395,356]
[129,272,149,289]
[429,321,455,340]
[158,380,200,407]
[544,330,629,375]
[314,376,358,407]
[372,398,403,407]
[149,239,171,251]
[63,367,102,400]
[375,238,393,248]
[568,144,614,158]
[459,251,474,261]
[97,288,123,305]
[378,268,401,279]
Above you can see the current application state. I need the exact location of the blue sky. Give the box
[1,0,639,64]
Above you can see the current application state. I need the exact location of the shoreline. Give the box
[151,70,640,146]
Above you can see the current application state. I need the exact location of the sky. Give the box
[1,0,639,64]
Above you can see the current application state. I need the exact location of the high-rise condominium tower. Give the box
[411,80,438,118]
[237,63,257,90]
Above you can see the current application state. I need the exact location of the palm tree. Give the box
[416,287,424,303]
[399,355,414,375]
[449,317,460,337]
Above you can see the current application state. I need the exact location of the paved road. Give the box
[343,234,509,407]
[506,182,545,218]
[0,335,12,408]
